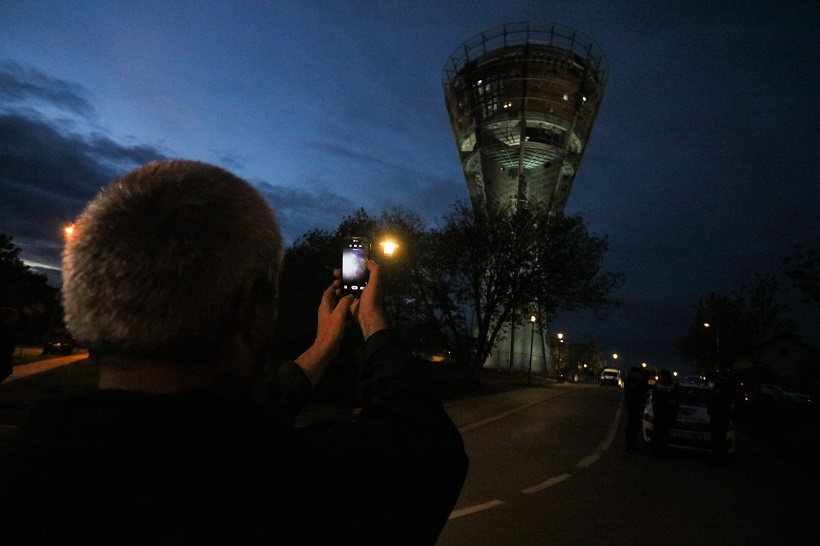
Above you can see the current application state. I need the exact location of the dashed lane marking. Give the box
[577,401,623,469]
[456,390,576,434]
[449,397,624,519]
[520,472,572,494]
[448,500,506,520]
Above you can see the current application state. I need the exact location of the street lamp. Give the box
[379,239,399,257]
[703,322,721,369]
[527,315,537,385]
[556,333,564,381]
[64,224,75,239]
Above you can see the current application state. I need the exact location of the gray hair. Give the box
[63,160,284,363]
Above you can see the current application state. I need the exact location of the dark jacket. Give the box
[0,329,468,545]
[624,369,649,413]
[651,378,680,424]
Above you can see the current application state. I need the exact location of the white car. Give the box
[642,383,735,455]
[599,368,623,387]
[760,384,814,404]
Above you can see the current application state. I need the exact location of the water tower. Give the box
[442,22,608,373]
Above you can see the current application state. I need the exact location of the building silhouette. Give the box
[442,22,608,373]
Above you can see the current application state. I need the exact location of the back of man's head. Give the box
[63,160,283,365]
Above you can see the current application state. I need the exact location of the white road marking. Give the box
[520,473,572,494]
[448,391,624,520]
[448,500,506,520]
[599,399,623,451]
[457,399,553,433]
[576,452,602,468]
[576,399,623,468]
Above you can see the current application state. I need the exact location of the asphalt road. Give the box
[438,383,819,545]
[5,350,88,381]
[3,356,816,544]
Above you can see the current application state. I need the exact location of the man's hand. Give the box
[294,279,354,386]
[350,260,390,341]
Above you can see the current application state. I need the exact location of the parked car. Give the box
[760,384,815,404]
[599,368,623,387]
[42,337,75,356]
[642,383,735,455]
[681,375,708,385]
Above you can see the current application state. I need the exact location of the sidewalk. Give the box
[4,353,89,383]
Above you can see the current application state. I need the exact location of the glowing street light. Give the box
[557,332,564,381]
[703,322,721,369]
[379,239,399,257]
[527,315,537,385]
[64,224,75,239]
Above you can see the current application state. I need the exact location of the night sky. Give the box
[2,1,818,371]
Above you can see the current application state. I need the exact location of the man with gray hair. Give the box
[1,160,467,544]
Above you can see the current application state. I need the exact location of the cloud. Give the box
[307,140,463,227]
[0,60,95,118]
[254,181,356,245]
[0,64,169,278]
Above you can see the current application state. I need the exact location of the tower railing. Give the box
[442,21,608,93]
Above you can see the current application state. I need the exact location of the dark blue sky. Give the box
[2,1,818,371]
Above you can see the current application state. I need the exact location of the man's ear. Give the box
[237,276,278,348]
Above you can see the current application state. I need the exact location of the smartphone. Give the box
[341,236,370,297]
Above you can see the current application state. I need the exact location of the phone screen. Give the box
[342,238,369,297]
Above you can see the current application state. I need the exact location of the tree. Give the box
[269,208,433,404]
[270,208,429,362]
[548,338,606,381]
[273,201,622,388]
[271,227,339,362]
[0,233,60,342]
[783,245,820,307]
[677,273,794,372]
[414,200,624,383]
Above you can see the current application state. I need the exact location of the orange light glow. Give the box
[379,240,399,257]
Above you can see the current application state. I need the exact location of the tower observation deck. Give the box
[443,22,608,215]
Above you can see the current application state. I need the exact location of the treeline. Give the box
[676,246,819,381]
[0,233,62,344]
[271,200,624,386]
[2,199,625,388]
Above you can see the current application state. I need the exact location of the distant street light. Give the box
[703,322,721,369]
[557,332,564,381]
[64,224,75,239]
[527,315,537,385]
